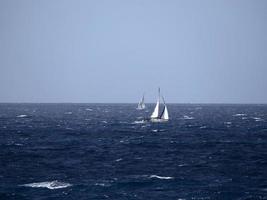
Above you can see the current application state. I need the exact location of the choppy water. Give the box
[0,103,267,200]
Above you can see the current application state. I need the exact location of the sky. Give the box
[0,0,267,103]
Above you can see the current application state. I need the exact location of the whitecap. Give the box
[233,113,246,117]
[95,183,107,187]
[200,126,207,129]
[94,179,113,187]
[183,115,194,120]
[64,112,72,115]
[149,175,174,180]
[85,108,93,111]
[133,120,145,124]
[253,117,263,122]
[224,122,232,125]
[102,120,108,124]
[17,115,27,118]
[115,158,123,162]
[21,181,72,190]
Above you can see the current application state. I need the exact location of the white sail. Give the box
[150,99,160,118]
[137,94,145,110]
[150,88,160,118]
[161,105,169,120]
[160,95,169,120]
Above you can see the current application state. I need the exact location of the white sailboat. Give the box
[150,88,169,122]
[137,94,146,110]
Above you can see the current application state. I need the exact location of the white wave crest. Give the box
[17,115,27,118]
[149,175,174,180]
[183,115,194,120]
[21,180,72,190]
[133,120,145,124]
[253,117,263,121]
[233,113,246,117]
[95,182,111,187]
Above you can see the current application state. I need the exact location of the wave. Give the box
[64,112,72,115]
[94,182,112,187]
[133,120,145,124]
[224,122,232,125]
[233,113,246,117]
[17,115,27,118]
[149,175,174,180]
[253,117,263,121]
[14,143,23,146]
[182,115,194,120]
[21,180,72,190]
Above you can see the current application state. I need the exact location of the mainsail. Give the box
[150,88,160,118]
[150,88,169,122]
[137,94,145,110]
[160,96,169,120]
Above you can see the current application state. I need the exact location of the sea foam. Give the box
[183,115,194,120]
[17,115,27,118]
[149,175,174,180]
[133,120,145,124]
[21,180,72,190]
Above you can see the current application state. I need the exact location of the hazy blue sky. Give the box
[0,0,266,103]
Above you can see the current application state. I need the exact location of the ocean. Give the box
[0,103,266,200]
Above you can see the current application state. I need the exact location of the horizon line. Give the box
[0,102,267,105]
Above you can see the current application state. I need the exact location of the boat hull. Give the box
[150,118,169,123]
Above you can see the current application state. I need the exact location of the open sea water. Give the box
[0,103,267,200]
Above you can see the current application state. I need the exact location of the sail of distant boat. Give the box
[150,88,160,118]
[159,96,169,120]
[150,88,169,122]
[137,94,145,110]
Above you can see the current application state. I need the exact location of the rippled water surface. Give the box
[0,103,267,199]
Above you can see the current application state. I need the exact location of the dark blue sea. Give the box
[0,103,267,200]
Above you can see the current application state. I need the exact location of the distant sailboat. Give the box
[150,88,169,122]
[137,94,146,110]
